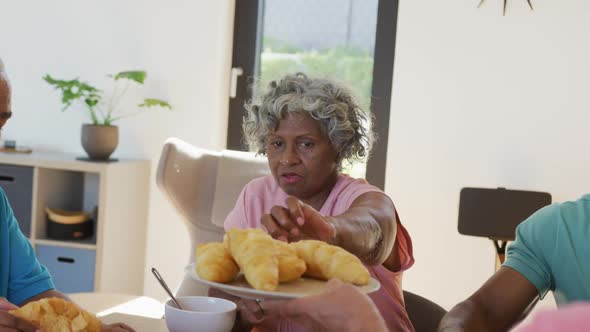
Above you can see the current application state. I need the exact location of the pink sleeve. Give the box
[223,186,249,230]
[393,209,415,272]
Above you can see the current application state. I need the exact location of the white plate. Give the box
[185,263,381,300]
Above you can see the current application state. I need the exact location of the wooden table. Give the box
[69,293,168,332]
[101,313,168,332]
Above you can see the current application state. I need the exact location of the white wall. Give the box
[3,0,587,311]
[387,0,589,309]
[0,0,235,300]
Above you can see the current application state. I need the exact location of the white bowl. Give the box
[164,296,236,332]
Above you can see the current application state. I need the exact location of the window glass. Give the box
[257,0,379,178]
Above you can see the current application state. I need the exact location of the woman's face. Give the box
[0,76,11,129]
[267,112,339,206]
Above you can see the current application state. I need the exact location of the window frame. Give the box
[227,0,399,190]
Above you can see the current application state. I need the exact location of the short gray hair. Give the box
[243,73,374,165]
[0,57,4,72]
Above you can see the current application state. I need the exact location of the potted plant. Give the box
[44,71,171,160]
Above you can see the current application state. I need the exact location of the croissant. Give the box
[10,297,101,332]
[291,240,370,286]
[226,228,279,291]
[196,242,239,283]
[274,239,307,282]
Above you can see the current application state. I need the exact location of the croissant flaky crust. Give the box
[197,228,370,290]
[275,239,307,283]
[210,229,306,285]
[290,240,370,286]
[225,228,279,291]
[10,297,101,332]
[196,242,240,283]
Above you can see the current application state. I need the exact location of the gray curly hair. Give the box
[243,73,374,165]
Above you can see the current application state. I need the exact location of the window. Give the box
[227,0,398,189]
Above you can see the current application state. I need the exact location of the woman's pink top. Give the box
[224,174,415,331]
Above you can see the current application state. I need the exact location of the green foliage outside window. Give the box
[260,37,374,112]
[259,38,374,178]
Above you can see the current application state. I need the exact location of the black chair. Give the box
[458,187,551,270]
[457,187,551,322]
[403,290,447,332]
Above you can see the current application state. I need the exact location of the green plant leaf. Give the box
[139,98,171,109]
[43,74,101,111]
[45,70,169,125]
[85,97,99,108]
[114,71,146,84]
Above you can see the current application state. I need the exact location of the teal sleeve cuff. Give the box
[501,204,559,300]
[503,260,550,299]
[9,275,55,305]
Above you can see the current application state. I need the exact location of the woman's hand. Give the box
[261,196,335,243]
[209,288,255,332]
[0,298,39,332]
[101,322,136,332]
[239,279,387,332]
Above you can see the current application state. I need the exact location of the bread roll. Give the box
[225,228,279,291]
[291,240,370,285]
[196,242,239,283]
[10,297,101,332]
[275,239,306,282]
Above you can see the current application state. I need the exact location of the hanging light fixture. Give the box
[478,0,534,15]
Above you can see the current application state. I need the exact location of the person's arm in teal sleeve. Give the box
[0,190,137,332]
[502,204,558,298]
[439,204,559,332]
[3,190,54,305]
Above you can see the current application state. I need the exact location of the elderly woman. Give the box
[224,73,414,332]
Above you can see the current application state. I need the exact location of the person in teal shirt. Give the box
[0,58,134,332]
[0,187,55,305]
[439,193,590,331]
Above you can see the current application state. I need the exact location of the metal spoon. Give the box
[151,267,183,310]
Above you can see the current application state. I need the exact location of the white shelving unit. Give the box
[0,151,150,295]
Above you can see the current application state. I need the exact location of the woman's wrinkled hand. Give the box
[208,288,256,332]
[261,196,335,243]
[239,279,387,332]
[0,298,39,332]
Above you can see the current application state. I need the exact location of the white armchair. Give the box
[156,138,269,296]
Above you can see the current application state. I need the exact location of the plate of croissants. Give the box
[185,227,381,300]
